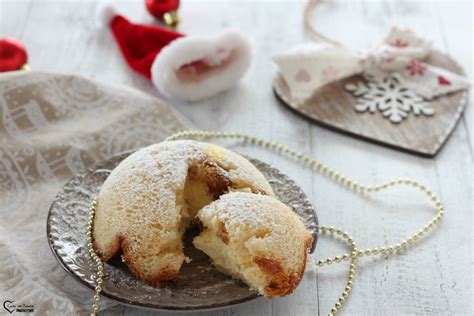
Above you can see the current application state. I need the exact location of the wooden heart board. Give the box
[273,51,468,157]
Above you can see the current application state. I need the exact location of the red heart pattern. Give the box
[295,69,311,83]
[438,76,451,86]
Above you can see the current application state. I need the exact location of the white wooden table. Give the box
[1,0,472,315]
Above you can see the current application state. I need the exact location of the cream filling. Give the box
[193,227,264,294]
[174,162,264,293]
[179,177,214,232]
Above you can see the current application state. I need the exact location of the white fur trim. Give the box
[151,30,251,102]
[95,2,117,28]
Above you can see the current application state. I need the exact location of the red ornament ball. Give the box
[145,0,179,19]
[0,38,28,72]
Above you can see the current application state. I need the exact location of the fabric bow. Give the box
[273,27,470,102]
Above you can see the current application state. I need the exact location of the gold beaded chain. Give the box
[87,199,103,316]
[86,130,444,316]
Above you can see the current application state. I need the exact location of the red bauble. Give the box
[0,38,28,72]
[145,0,179,19]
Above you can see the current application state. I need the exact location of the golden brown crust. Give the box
[120,239,181,287]
[186,157,233,201]
[253,256,283,275]
[253,234,314,298]
[92,199,119,262]
[218,221,230,244]
[253,256,290,297]
[92,233,121,262]
[125,256,180,287]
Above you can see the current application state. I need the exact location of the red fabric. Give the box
[110,15,184,79]
[0,38,28,72]
[146,0,180,19]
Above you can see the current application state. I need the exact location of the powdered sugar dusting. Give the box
[197,192,312,270]
[94,140,276,280]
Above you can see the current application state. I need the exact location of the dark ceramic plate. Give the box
[47,151,318,312]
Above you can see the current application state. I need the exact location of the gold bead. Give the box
[331,307,338,314]
[345,286,352,292]
[338,297,345,303]
[335,302,342,308]
[347,280,353,287]
[342,291,349,298]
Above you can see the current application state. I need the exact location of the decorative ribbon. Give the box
[273,27,470,102]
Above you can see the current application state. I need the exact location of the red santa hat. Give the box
[96,4,251,102]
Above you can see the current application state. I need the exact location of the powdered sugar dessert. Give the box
[93,140,312,297]
[194,192,313,298]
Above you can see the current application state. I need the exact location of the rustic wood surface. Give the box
[274,50,467,157]
[1,0,472,315]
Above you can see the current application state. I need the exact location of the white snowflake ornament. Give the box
[345,72,434,123]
